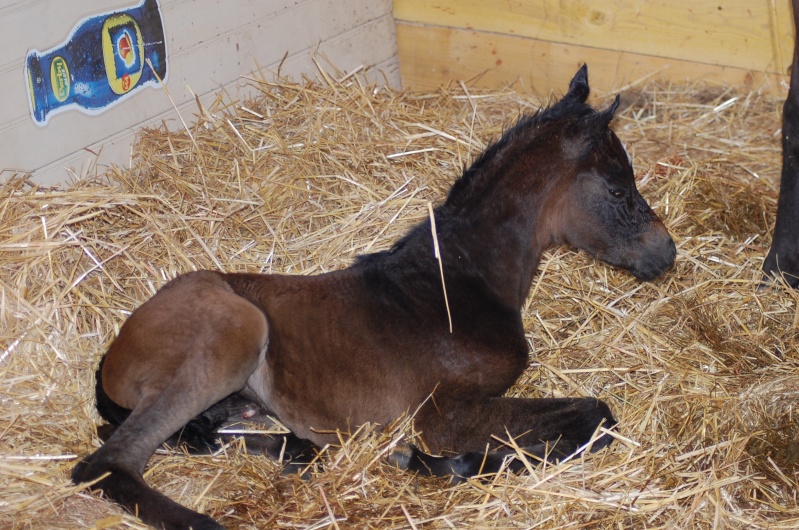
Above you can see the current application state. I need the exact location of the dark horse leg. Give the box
[764,0,799,287]
[71,271,278,530]
[72,374,238,530]
[392,397,615,480]
[96,385,317,471]
[81,373,316,530]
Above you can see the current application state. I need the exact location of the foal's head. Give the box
[538,66,676,281]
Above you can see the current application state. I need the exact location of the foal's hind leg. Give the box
[72,271,269,530]
[390,440,583,483]
[396,397,615,480]
[73,385,241,529]
[95,391,319,478]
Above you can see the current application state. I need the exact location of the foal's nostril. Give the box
[656,236,677,274]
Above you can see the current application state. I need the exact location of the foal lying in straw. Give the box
[72,66,675,530]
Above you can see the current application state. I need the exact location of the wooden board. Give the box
[394,0,793,96]
[1,0,400,185]
[396,23,788,96]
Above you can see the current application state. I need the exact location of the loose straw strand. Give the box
[428,202,453,333]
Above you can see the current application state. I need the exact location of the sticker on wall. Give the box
[25,0,167,126]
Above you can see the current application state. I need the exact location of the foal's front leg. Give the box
[394,397,615,480]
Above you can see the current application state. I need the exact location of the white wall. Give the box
[1,0,400,186]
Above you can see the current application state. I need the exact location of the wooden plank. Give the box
[394,0,794,75]
[396,23,788,97]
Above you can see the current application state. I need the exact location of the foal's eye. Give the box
[609,188,625,198]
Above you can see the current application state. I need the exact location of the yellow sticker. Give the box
[102,14,144,95]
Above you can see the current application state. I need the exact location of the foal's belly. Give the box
[243,340,415,446]
[240,312,432,446]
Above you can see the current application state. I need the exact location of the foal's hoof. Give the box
[760,271,799,290]
[71,456,101,486]
[588,426,616,453]
[388,444,484,481]
[570,398,617,451]
[281,460,316,481]
[762,248,799,289]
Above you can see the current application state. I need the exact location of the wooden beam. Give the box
[396,22,789,97]
[394,0,794,75]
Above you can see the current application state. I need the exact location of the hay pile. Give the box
[2,65,799,529]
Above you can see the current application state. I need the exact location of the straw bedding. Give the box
[1,65,798,529]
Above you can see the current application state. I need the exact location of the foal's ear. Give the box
[569,94,622,158]
[590,94,621,129]
[564,64,590,103]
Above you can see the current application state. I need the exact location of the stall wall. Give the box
[394,0,794,96]
[1,0,400,185]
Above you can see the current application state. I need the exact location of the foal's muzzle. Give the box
[628,224,676,281]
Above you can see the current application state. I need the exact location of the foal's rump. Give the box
[73,270,275,530]
[92,270,319,468]
[99,270,269,412]
[95,270,279,454]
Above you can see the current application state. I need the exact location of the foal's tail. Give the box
[94,356,131,427]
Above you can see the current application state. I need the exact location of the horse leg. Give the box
[72,271,270,530]
[202,395,319,475]
[764,0,799,287]
[390,441,583,483]
[96,389,318,480]
[73,384,235,530]
[393,397,615,480]
[228,431,319,478]
[94,360,252,452]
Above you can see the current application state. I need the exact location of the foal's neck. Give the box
[434,127,563,311]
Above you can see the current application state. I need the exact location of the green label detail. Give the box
[50,56,70,102]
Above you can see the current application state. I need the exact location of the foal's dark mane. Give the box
[356,91,599,267]
[445,94,596,209]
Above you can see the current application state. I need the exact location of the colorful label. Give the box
[102,14,144,94]
[50,56,70,102]
[24,0,167,126]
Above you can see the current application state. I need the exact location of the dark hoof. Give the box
[388,444,487,481]
[281,461,315,481]
[387,444,415,470]
[588,428,616,453]
[763,248,799,289]
[71,456,101,486]
[562,397,616,452]
[760,270,799,290]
